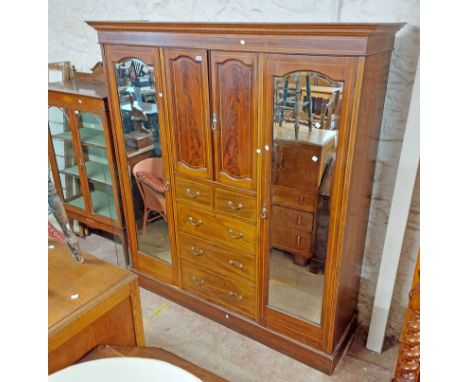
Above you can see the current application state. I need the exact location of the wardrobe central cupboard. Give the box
[89,21,403,374]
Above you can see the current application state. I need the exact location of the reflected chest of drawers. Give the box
[89,21,403,375]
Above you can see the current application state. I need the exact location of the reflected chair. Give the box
[132,157,167,235]
[275,74,314,137]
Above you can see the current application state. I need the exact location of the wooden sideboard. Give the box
[89,21,403,374]
[48,240,144,374]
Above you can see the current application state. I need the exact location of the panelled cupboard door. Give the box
[210,51,259,191]
[163,48,213,180]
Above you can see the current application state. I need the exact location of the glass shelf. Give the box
[53,127,107,149]
[67,190,117,220]
[60,161,113,186]
[49,106,84,208]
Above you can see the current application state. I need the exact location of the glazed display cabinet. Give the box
[48,78,126,257]
[89,21,403,374]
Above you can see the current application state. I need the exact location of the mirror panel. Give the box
[114,58,171,264]
[268,71,343,325]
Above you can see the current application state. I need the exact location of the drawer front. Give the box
[214,188,257,222]
[177,205,257,254]
[271,225,313,255]
[175,177,212,208]
[272,185,316,212]
[179,233,256,281]
[272,205,314,233]
[181,258,256,318]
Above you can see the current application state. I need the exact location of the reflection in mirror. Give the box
[114,58,171,264]
[268,71,343,325]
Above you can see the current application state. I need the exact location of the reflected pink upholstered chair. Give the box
[132,157,167,234]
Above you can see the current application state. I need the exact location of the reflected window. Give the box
[114,58,171,264]
[268,71,343,325]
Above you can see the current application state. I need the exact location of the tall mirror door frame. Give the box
[259,54,359,351]
[103,45,178,285]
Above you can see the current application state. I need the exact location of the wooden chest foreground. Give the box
[48,240,144,374]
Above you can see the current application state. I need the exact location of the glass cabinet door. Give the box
[75,111,117,221]
[113,56,171,265]
[48,106,85,210]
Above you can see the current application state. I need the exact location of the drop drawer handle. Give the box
[227,201,243,210]
[228,291,243,300]
[188,216,203,226]
[186,188,200,198]
[227,228,243,239]
[228,259,244,270]
[190,246,204,256]
[191,276,205,286]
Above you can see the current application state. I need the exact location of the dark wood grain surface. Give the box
[211,52,258,190]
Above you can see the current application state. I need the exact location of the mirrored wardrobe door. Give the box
[265,64,344,328]
[105,46,175,279]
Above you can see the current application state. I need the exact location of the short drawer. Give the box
[179,233,256,282]
[272,205,314,233]
[272,185,316,212]
[271,224,313,255]
[175,177,212,208]
[177,205,257,254]
[214,188,257,222]
[181,258,256,319]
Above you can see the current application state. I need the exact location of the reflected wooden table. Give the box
[48,240,144,374]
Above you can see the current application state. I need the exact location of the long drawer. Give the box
[179,232,256,282]
[272,185,316,212]
[177,204,257,254]
[181,258,256,319]
[272,205,314,234]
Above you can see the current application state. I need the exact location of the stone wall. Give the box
[48,0,420,338]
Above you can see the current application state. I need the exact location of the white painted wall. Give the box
[48,0,420,338]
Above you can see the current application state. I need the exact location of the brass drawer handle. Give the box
[228,259,244,270]
[227,228,243,239]
[188,216,202,226]
[227,200,243,210]
[190,246,205,256]
[186,188,200,199]
[228,291,243,300]
[191,276,205,286]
